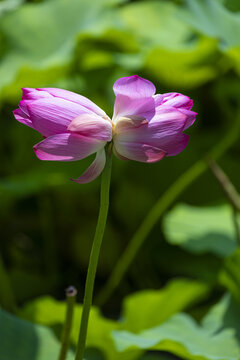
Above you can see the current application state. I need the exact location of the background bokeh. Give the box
[0,1,240,356]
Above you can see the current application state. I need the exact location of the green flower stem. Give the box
[232,208,240,246]
[74,147,112,360]
[96,110,240,306]
[58,286,77,360]
[207,158,240,211]
[206,158,240,245]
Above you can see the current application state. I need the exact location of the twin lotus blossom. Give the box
[13,75,197,183]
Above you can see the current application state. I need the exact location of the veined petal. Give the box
[151,106,188,126]
[153,94,164,107]
[113,75,156,122]
[114,106,190,157]
[38,88,106,116]
[22,88,35,98]
[19,100,31,116]
[113,147,129,161]
[113,75,156,98]
[13,108,33,128]
[113,96,155,123]
[164,133,190,156]
[33,133,105,161]
[114,115,147,133]
[19,89,53,117]
[71,148,106,184]
[114,141,166,163]
[153,93,197,132]
[179,108,197,130]
[28,97,94,137]
[22,88,51,101]
[156,92,197,131]
[21,87,106,117]
[161,92,193,110]
[68,113,112,141]
[116,107,187,142]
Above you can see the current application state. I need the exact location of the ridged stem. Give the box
[58,286,77,360]
[74,147,112,360]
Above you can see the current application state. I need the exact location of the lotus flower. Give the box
[13,75,197,183]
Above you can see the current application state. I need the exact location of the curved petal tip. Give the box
[71,148,106,184]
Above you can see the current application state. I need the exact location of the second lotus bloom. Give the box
[13,75,197,183]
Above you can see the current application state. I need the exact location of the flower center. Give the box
[112,115,147,137]
[111,121,116,135]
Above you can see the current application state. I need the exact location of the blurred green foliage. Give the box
[16,279,210,360]
[2,284,234,360]
[0,0,240,359]
[0,308,74,360]
[163,204,239,257]
[113,294,240,360]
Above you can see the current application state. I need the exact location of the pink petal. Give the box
[113,75,156,98]
[114,115,147,133]
[19,100,30,116]
[179,109,197,130]
[161,93,193,110]
[151,106,188,126]
[22,88,51,101]
[68,113,112,141]
[113,75,156,122]
[22,88,35,97]
[33,133,105,161]
[116,107,187,142]
[71,148,106,184]
[114,106,190,157]
[154,92,197,132]
[154,94,164,107]
[19,89,53,118]
[13,108,33,128]
[114,141,166,163]
[21,87,106,117]
[28,97,94,137]
[113,147,129,161]
[113,96,156,123]
[164,133,190,156]
[38,88,106,116]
